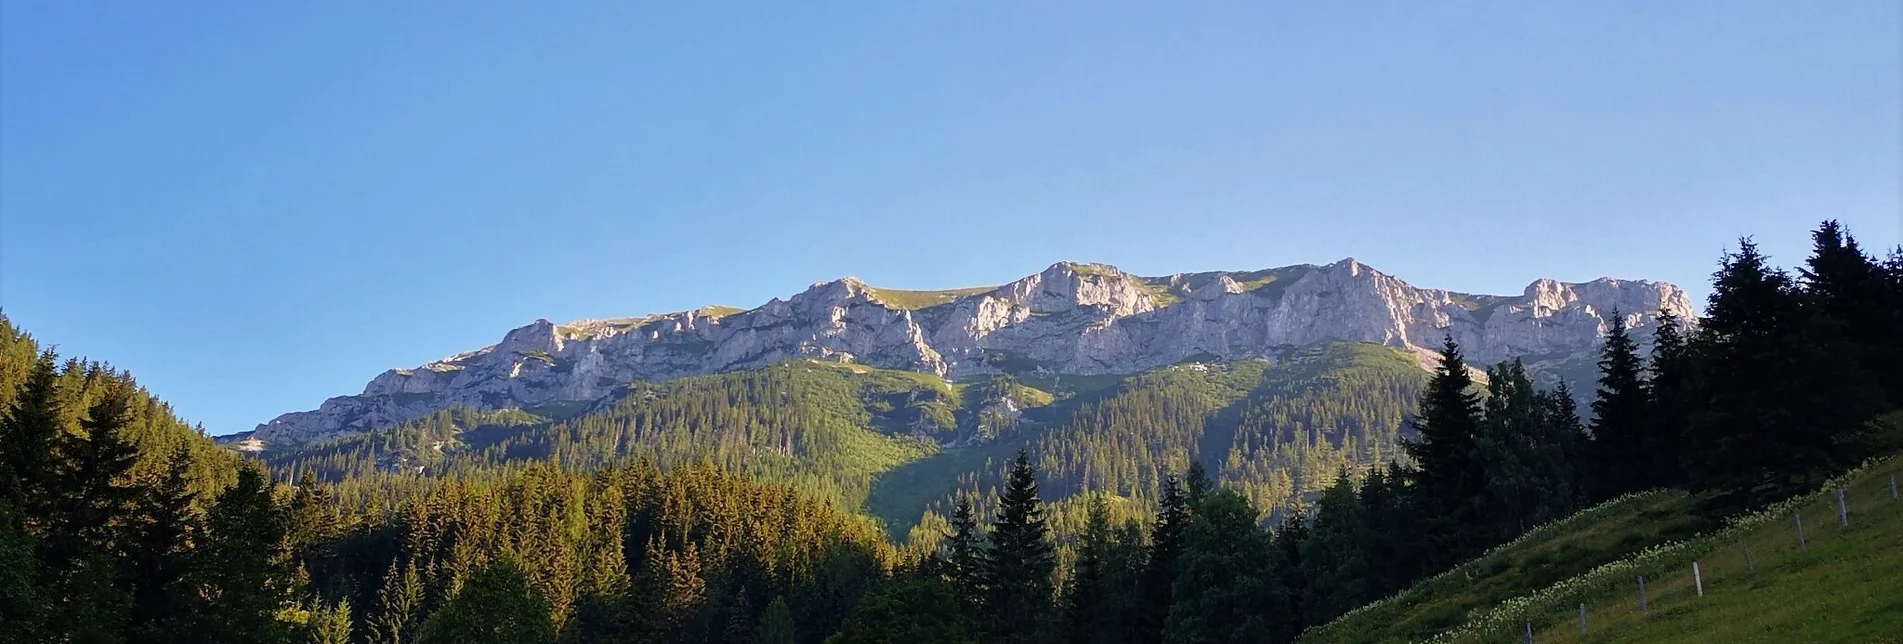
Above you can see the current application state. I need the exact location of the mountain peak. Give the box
[238,258,1693,448]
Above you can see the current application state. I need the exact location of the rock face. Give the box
[235,259,1692,449]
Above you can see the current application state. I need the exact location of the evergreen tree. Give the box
[372,560,424,644]
[1473,360,1580,536]
[308,598,354,644]
[827,579,977,644]
[417,558,556,644]
[1137,474,1191,644]
[127,447,204,644]
[753,596,797,644]
[0,501,40,644]
[1183,462,1213,505]
[1688,239,1884,505]
[1300,473,1370,624]
[982,451,1056,644]
[1061,495,1114,644]
[1162,491,1276,644]
[187,466,299,644]
[1354,464,1410,596]
[1265,508,1309,642]
[1589,312,1652,498]
[1401,336,1486,568]
[1645,311,1695,488]
[1800,220,1903,407]
[941,496,984,614]
[0,351,68,524]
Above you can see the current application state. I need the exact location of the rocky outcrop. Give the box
[232,259,1692,449]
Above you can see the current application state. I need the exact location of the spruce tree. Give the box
[1800,220,1902,407]
[752,596,797,644]
[1138,474,1191,644]
[1689,238,1883,505]
[187,466,299,644]
[1589,312,1652,498]
[1401,336,1486,567]
[942,496,985,614]
[417,558,556,644]
[1062,495,1114,644]
[127,448,203,644]
[372,559,424,644]
[1299,473,1370,624]
[1162,491,1276,644]
[982,451,1055,644]
[1645,311,1695,487]
[1265,507,1309,642]
[1183,462,1213,505]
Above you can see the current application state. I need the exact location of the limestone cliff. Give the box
[234,259,1692,449]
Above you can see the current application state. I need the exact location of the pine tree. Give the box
[1401,336,1486,567]
[982,451,1055,644]
[1589,312,1652,498]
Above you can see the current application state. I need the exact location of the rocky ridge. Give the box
[234,259,1692,449]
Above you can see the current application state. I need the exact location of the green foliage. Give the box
[418,559,556,644]
[981,451,1057,643]
[827,579,977,644]
[1402,337,1489,569]
[1164,490,1280,644]
[1590,311,1653,498]
[754,596,798,644]
[1299,489,1710,643]
[864,285,997,310]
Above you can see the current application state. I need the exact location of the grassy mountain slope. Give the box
[1303,455,1903,644]
[269,342,1431,537]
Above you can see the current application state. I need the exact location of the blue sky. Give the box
[3,1,1898,434]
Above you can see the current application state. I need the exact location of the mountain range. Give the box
[232,258,1691,451]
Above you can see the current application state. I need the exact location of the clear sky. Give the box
[2,1,1898,435]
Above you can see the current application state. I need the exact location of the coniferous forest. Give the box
[3,221,1901,643]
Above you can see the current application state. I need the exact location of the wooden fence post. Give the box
[1522,620,1533,644]
[1638,575,1648,615]
[1795,512,1807,549]
[1578,603,1587,634]
[1837,486,1849,527]
[1741,536,1753,570]
[1693,561,1704,597]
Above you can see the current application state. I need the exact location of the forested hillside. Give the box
[4,221,1898,643]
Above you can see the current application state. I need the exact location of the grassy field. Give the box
[1306,456,1903,644]
[1507,457,1903,644]
[863,285,996,309]
[1300,490,1712,644]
